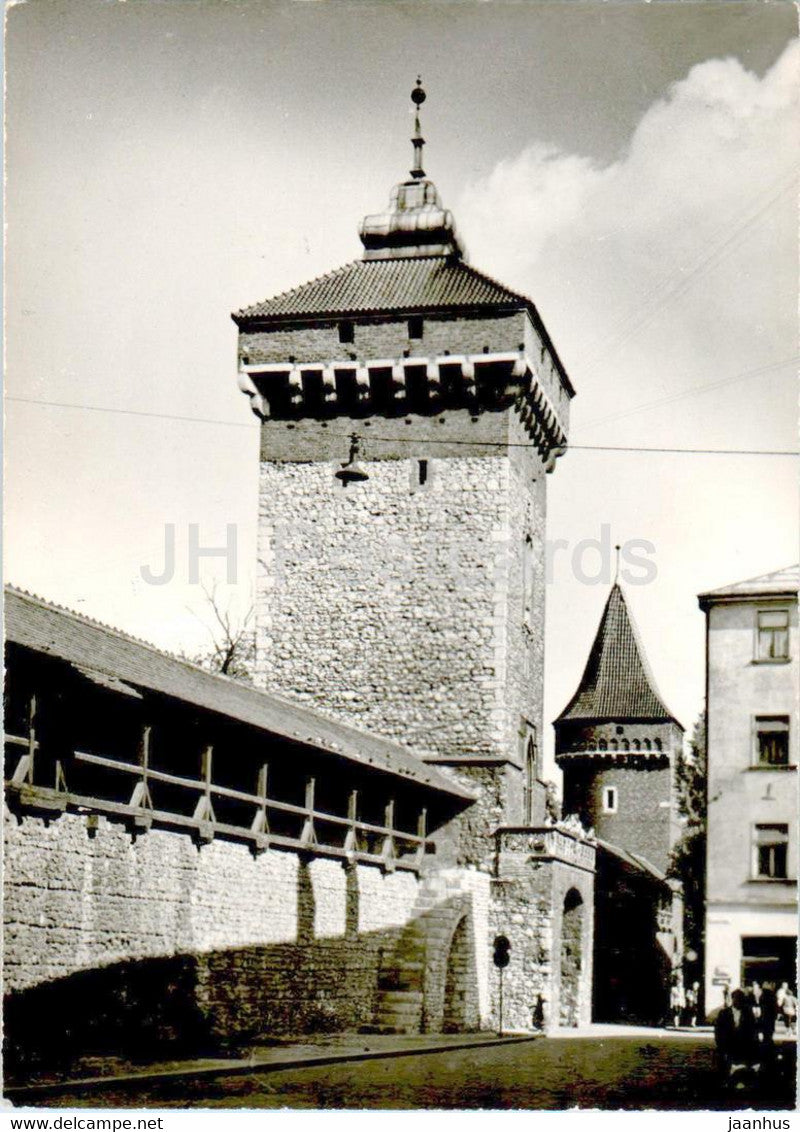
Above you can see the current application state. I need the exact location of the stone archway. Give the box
[559,888,584,1027]
[442,915,471,1032]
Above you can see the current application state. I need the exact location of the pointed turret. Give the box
[556,584,677,725]
[554,583,683,873]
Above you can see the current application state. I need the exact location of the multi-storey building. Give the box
[699,565,799,1012]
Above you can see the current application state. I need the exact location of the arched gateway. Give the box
[559,888,584,1027]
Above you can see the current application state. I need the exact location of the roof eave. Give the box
[232,300,530,332]
[698,589,798,609]
[554,711,684,730]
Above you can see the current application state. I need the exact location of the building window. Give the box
[753,824,789,879]
[418,459,428,486]
[756,609,789,661]
[523,537,535,628]
[602,786,617,814]
[755,717,790,767]
[408,316,423,340]
[524,735,537,824]
[338,320,354,344]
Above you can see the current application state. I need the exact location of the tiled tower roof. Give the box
[232,256,533,324]
[556,585,678,724]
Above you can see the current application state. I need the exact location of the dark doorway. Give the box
[442,917,470,1032]
[560,889,583,1027]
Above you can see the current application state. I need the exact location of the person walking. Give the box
[685,981,701,1027]
[670,976,685,1028]
[782,987,797,1033]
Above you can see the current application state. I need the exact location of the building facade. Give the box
[554,583,684,1024]
[699,566,799,1013]
[233,82,594,1030]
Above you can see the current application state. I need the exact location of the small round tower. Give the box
[554,583,684,873]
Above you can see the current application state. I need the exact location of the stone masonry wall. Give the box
[491,831,594,1032]
[256,453,527,765]
[562,758,674,874]
[4,808,426,1062]
[256,409,547,777]
[503,411,547,808]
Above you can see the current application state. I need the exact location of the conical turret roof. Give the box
[556,585,678,724]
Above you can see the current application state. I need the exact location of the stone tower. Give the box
[233,82,574,859]
[554,583,684,873]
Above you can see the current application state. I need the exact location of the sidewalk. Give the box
[4,1031,539,1104]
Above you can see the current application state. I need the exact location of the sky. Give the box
[5,0,798,776]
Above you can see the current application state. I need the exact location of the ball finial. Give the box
[411,76,426,106]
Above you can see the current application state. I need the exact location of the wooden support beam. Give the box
[250,762,270,850]
[54,758,68,795]
[129,725,154,827]
[10,693,38,788]
[380,799,396,871]
[193,745,216,840]
[416,807,427,865]
[300,776,317,848]
[344,789,358,860]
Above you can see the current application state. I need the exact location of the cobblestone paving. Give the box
[31,1033,796,1111]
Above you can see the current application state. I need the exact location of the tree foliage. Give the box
[670,712,707,979]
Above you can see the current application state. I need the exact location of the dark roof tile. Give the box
[233,257,532,323]
[555,585,679,725]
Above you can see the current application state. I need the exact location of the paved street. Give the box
[34,1030,796,1111]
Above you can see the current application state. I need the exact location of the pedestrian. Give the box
[685,981,700,1027]
[781,988,796,1033]
[670,975,685,1028]
[757,982,778,1068]
[748,980,763,1023]
[715,988,759,1084]
[776,981,788,1014]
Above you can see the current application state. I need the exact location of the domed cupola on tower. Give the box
[554,582,684,873]
[359,80,463,261]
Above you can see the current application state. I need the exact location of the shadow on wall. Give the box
[4,863,479,1078]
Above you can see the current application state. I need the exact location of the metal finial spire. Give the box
[614,544,621,583]
[410,76,426,180]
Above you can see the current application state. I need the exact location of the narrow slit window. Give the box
[408,316,423,340]
[602,786,617,814]
[338,320,354,344]
[418,459,428,486]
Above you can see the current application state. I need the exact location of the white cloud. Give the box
[456,40,799,415]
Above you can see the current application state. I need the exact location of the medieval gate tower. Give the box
[233,83,594,1029]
